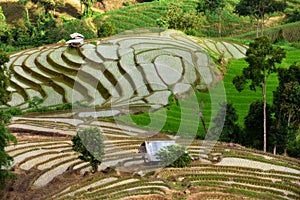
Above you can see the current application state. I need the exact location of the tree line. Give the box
[211,36,299,156]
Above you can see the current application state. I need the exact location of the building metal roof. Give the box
[70,32,84,39]
[66,38,84,45]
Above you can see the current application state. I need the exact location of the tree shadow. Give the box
[56,3,81,18]
[136,0,154,2]
[0,2,24,26]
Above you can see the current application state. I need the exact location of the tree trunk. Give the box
[273,144,276,155]
[256,20,259,37]
[261,14,265,36]
[198,102,208,134]
[283,113,292,156]
[218,12,222,37]
[263,78,267,153]
[283,148,287,156]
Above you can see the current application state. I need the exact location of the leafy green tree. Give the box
[234,0,286,37]
[197,0,225,37]
[155,144,191,168]
[97,22,116,38]
[232,36,286,152]
[72,127,104,173]
[244,100,273,150]
[158,3,204,35]
[0,49,17,189]
[28,96,44,109]
[210,102,242,144]
[272,63,300,155]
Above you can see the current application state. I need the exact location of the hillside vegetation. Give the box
[0,0,299,199]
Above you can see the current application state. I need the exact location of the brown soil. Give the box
[12,131,71,142]
[2,168,92,200]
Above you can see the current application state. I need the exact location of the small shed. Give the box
[138,140,175,162]
[66,32,84,47]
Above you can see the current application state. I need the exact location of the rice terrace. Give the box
[0,0,299,199]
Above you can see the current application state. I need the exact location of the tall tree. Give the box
[232,36,286,152]
[234,0,286,37]
[244,100,273,150]
[272,63,300,155]
[72,127,104,173]
[0,49,17,189]
[197,0,225,37]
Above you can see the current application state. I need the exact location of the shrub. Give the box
[5,107,23,116]
[28,96,44,109]
[72,127,105,173]
[97,22,116,38]
[60,19,97,40]
[155,144,191,168]
[287,140,300,158]
[157,3,204,35]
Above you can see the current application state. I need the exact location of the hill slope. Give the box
[3,115,300,199]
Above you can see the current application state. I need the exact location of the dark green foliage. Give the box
[8,16,95,48]
[157,3,204,35]
[272,63,300,155]
[97,22,116,38]
[197,0,225,14]
[11,14,61,47]
[285,8,300,23]
[233,36,286,92]
[0,49,10,105]
[211,102,242,143]
[0,6,10,44]
[72,127,105,173]
[155,145,191,168]
[28,96,44,109]
[234,0,286,36]
[60,19,97,40]
[5,107,23,116]
[0,51,17,190]
[243,100,273,150]
[232,36,286,152]
[287,140,300,158]
[235,0,286,18]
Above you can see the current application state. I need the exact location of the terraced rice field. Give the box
[5,116,300,199]
[6,30,246,115]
